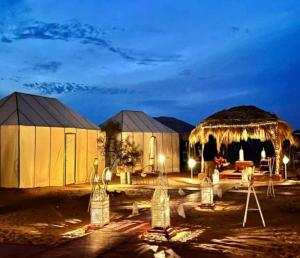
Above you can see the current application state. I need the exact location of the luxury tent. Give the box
[100,111,180,173]
[154,116,194,171]
[189,106,298,174]
[0,92,104,188]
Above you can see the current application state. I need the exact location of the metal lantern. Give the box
[200,176,214,208]
[90,185,110,226]
[151,174,170,229]
[212,169,220,184]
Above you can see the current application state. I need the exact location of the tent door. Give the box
[65,133,76,185]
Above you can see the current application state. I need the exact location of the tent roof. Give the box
[190,105,298,149]
[0,92,98,129]
[294,130,300,135]
[101,110,176,133]
[154,116,194,134]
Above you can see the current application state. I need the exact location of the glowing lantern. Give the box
[212,169,220,184]
[239,146,244,161]
[261,148,266,160]
[151,174,170,229]
[200,176,214,208]
[90,185,109,227]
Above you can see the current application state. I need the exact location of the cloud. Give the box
[22,82,136,95]
[1,19,180,64]
[33,61,62,73]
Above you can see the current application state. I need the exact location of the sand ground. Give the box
[0,175,299,258]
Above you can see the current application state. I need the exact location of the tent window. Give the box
[149,136,157,167]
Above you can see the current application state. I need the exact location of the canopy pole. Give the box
[274,124,280,175]
[201,143,205,173]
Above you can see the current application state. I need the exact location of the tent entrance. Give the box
[65,133,76,185]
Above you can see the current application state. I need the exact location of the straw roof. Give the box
[189,105,298,151]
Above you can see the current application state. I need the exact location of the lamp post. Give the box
[188,158,196,179]
[102,167,112,192]
[159,154,166,173]
[282,155,290,181]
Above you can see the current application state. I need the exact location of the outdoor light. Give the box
[159,154,166,164]
[151,174,170,229]
[188,158,196,179]
[200,176,214,208]
[105,169,112,182]
[90,185,110,227]
[282,155,290,180]
[159,154,166,173]
[261,147,266,160]
[212,169,220,184]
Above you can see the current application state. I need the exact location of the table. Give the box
[235,160,254,171]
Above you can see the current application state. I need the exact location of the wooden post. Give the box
[274,125,280,174]
[201,143,205,173]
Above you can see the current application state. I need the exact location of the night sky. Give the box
[0,1,299,129]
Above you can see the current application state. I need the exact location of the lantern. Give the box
[200,176,214,208]
[212,169,220,184]
[151,174,170,229]
[90,185,109,227]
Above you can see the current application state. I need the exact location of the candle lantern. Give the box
[239,146,244,161]
[151,174,170,229]
[200,176,214,208]
[261,148,266,160]
[212,169,220,184]
[90,185,109,226]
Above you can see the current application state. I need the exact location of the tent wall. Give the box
[171,133,180,172]
[0,125,19,187]
[0,125,103,188]
[19,126,35,188]
[49,127,64,186]
[35,127,51,187]
[117,131,180,173]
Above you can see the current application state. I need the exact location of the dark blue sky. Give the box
[0,1,299,129]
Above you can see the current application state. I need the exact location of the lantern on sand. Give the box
[90,185,109,226]
[147,173,176,240]
[200,176,214,209]
[151,173,170,229]
[89,159,110,227]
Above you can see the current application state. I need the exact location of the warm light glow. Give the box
[283,155,290,165]
[159,154,166,164]
[241,129,248,141]
[188,158,196,169]
[94,158,99,166]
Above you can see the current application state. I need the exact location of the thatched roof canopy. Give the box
[189,105,298,151]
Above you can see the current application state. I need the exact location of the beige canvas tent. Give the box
[0,92,104,188]
[101,111,180,173]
